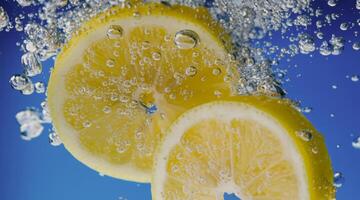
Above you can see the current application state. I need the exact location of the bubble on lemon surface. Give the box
[174,29,200,49]
[107,25,124,39]
[185,66,197,77]
[296,130,313,142]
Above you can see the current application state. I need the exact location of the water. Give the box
[0,0,360,199]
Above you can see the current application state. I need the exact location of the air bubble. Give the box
[34,82,45,93]
[83,121,92,128]
[9,74,32,91]
[174,29,199,49]
[353,42,360,51]
[49,132,62,146]
[152,52,161,61]
[16,109,43,140]
[352,136,360,149]
[296,130,313,142]
[0,7,9,30]
[107,25,123,39]
[103,106,111,113]
[106,59,115,68]
[333,172,344,188]
[351,75,359,82]
[16,0,33,7]
[340,22,349,31]
[327,0,338,7]
[185,66,197,77]
[212,68,222,76]
[21,52,42,77]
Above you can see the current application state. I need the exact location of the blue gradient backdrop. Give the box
[0,0,359,199]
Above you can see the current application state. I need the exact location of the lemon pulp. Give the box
[152,96,335,200]
[48,2,238,182]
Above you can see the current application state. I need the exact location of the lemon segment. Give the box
[48,2,237,182]
[152,96,335,200]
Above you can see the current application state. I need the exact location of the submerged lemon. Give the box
[48,2,238,182]
[152,96,334,200]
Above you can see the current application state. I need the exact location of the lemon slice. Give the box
[48,2,238,182]
[152,96,335,200]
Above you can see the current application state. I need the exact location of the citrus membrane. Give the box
[48,2,238,182]
[152,96,335,200]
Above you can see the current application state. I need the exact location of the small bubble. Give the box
[296,130,313,142]
[336,144,341,149]
[133,12,140,18]
[330,113,335,118]
[21,52,42,77]
[135,131,143,140]
[21,83,35,95]
[152,52,161,61]
[34,82,45,93]
[107,25,123,39]
[174,29,200,49]
[106,59,115,68]
[352,136,360,149]
[49,132,62,146]
[103,106,111,114]
[311,146,319,154]
[212,68,222,76]
[327,0,338,7]
[332,85,338,89]
[333,172,344,188]
[83,121,92,128]
[185,66,197,77]
[16,0,33,7]
[353,42,360,51]
[117,146,126,153]
[351,75,359,82]
[142,41,151,49]
[301,107,312,113]
[339,22,349,31]
[9,74,32,91]
[169,93,176,100]
[214,90,222,97]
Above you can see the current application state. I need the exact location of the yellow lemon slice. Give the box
[152,96,335,199]
[48,2,238,182]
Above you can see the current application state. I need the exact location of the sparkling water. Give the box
[1,0,360,198]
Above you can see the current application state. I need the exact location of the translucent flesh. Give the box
[162,119,299,199]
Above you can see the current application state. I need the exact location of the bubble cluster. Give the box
[16,109,44,140]
[0,6,9,30]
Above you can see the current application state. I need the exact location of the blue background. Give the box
[0,0,359,199]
